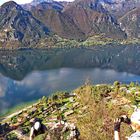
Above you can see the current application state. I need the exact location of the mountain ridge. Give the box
[0,1,51,48]
[0,0,140,49]
[28,0,127,40]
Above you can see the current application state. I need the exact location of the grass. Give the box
[73,84,134,140]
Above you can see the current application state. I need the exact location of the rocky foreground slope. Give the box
[1,82,140,140]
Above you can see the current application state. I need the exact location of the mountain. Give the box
[62,0,140,39]
[63,0,127,39]
[31,0,53,6]
[75,0,140,39]
[0,1,50,48]
[119,8,140,38]
[94,0,140,18]
[25,0,126,40]
[23,0,64,11]
[29,2,85,40]
[1,0,140,49]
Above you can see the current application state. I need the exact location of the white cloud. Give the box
[0,0,74,6]
[56,0,74,1]
[0,0,30,5]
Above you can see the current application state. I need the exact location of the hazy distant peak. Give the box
[31,0,54,6]
[0,1,23,12]
[1,1,19,8]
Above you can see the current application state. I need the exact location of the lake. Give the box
[0,47,140,114]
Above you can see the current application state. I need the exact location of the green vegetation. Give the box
[36,34,140,49]
[80,35,140,48]
[2,82,140,139]
[74,83,133,140]
[6,132,18,140]
[81,35,114,47]
[2,33,140,50]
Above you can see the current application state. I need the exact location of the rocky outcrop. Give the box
[119,8,140,38]
[1,92,81,139]
[1,83,140,140]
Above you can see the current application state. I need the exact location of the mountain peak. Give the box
[31,0,54,6]
[0,1,21,10]
[1,1,17,6]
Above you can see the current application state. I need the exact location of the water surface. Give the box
[0,47,140,114]
[1,67,140,114]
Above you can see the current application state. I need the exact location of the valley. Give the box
[0,0,140,49]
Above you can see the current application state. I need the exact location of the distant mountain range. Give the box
[0,0,140,48]
[31,0,54,6]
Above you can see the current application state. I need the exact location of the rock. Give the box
[73,102,80,108]
[69,97,75,103]
[126,90,131,94]
[111,96,131,106]
[81,106,88,111]
[17,117,23,123]
[111,99,118,104]
[130,87,137,91]
[47,116,58,122]
[69,93,76,97]
[135,91,140,96]
[23,113,29,118]
[64,110,74,117]
[61,106,67,112]
[119,87,128,92]
[104,96,112,102]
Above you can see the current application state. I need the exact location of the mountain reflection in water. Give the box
[0,47,140,114]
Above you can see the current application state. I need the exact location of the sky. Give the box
[0,0,75,6]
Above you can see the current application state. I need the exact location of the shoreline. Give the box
[0,42,139,51]
[0,102,38,123]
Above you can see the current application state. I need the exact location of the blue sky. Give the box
[0,0,74,5]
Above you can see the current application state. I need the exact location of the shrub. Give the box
[75,85,133,140]
[11,116,17,124]
[6,132,18,140]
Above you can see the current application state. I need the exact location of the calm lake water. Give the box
[0,47,140,114]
